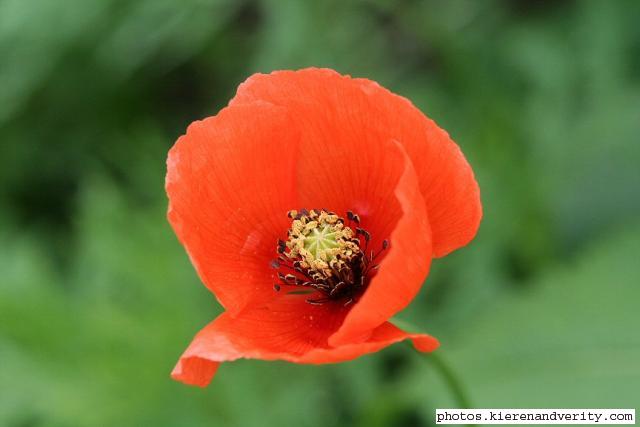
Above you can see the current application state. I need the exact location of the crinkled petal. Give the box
[166,102,298,316]
[231,68,481,257]
[239,87,434,342]
[277,125,433,342]
[171,296,439,387]
[329,140,432,346]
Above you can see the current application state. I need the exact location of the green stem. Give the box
[417,348,474,410]
[405,343,476,427]
[393,318,474,411]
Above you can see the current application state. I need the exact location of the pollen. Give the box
[285,209,360,280]
[272,209,389,306]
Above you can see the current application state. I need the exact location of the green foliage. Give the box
[1,0,639,426]
[447,223,640,408]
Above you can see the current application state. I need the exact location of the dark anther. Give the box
[329,281,348,298]
[284,274,298,283]
[355,227,370,241]
[272,209,388,305]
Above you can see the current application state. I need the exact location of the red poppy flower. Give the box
[166,68,481,387]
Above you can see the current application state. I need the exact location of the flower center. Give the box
[271,209,388,305]
[304,225,340,257]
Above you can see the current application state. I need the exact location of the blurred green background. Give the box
[1,0,639,426]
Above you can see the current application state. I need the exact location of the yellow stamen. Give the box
[285,209,360,279]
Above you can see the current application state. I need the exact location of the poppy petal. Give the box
[235,82,434,343]
[273,122,432,342]
[166,102,299,316]
[230,68,481,258]
[328,141,432,346]
[171,296,439,387]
